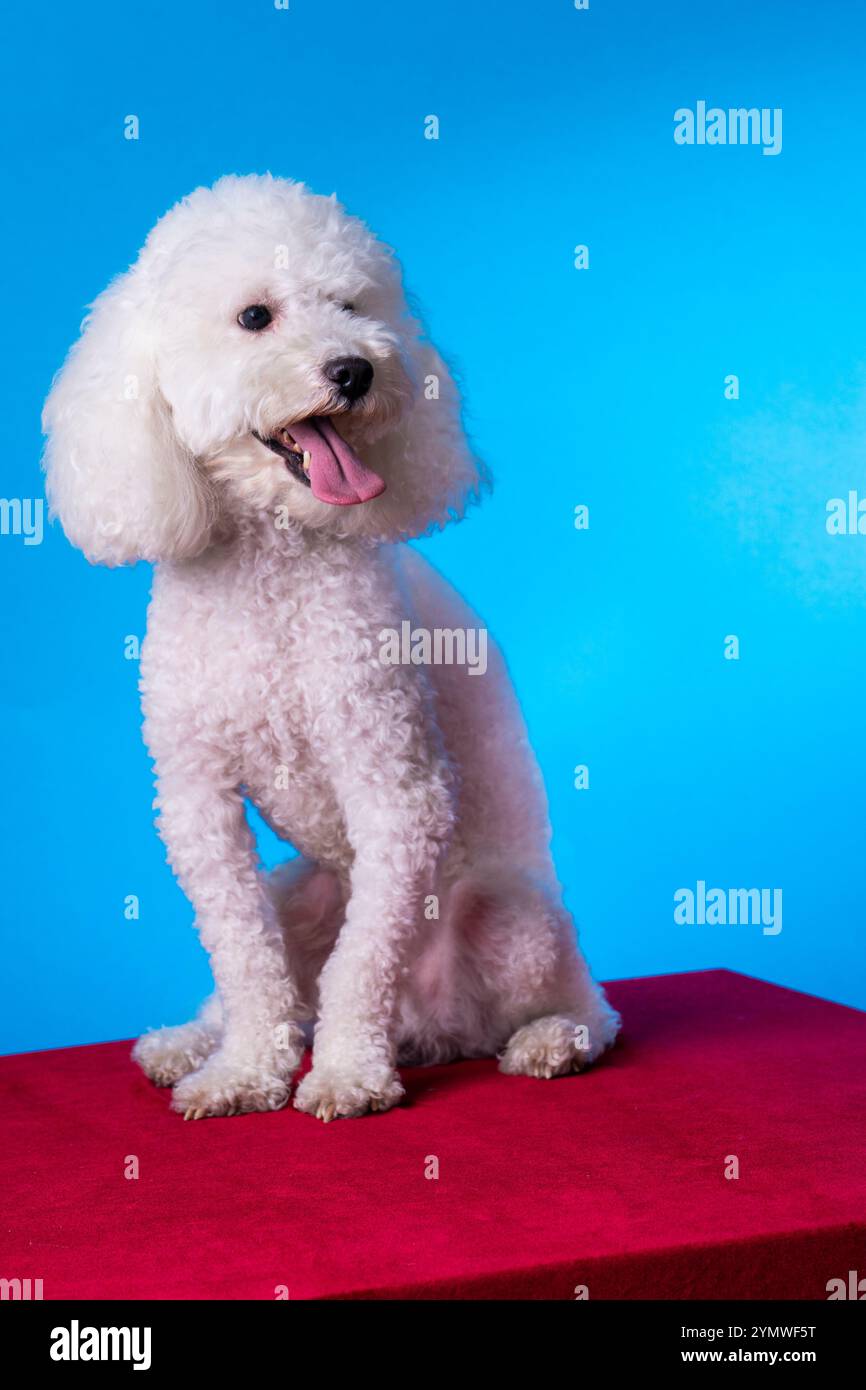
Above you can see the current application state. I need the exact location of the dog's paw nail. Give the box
[320,1101,337,1123]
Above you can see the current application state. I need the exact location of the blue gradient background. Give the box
[2,0,865,1053]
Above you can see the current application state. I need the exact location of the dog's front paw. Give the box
[293,1065,404,1122]
[171,1050,295,1119]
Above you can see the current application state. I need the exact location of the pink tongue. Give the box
[287,416,386,506]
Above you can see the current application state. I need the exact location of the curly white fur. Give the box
[43,174,619,1121]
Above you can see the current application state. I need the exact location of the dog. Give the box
[43,174,619,1120]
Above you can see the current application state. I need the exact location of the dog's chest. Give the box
[143,562,320,763]
[141,537,406,856]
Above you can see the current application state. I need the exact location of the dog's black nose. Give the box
[324,356,374,402]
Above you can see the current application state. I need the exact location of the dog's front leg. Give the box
[293,692,453,1121]
[293,793,449,1120]
[153,773,304,1118]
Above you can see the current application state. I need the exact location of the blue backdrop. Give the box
[3,0,865,1054]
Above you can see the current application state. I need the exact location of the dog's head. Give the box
[43,174,486,565]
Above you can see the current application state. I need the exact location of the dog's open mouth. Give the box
[255,416,386,507]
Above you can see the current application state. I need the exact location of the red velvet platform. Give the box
[2,969,864,1300]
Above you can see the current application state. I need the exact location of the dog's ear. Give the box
[42,268,216,567]
[370,339,490,539]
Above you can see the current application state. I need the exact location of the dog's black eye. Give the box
[238,304,272,331]
[341,302,355,313]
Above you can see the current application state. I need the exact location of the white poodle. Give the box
[43,175,619,1121]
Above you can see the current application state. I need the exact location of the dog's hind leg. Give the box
[132,994,223,1087]
[439,866,620,1075]
[499,1008,617,1078]
[268,856,345,1009]
[493,886,620,1077]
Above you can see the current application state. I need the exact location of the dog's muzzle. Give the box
[255,416,386,506]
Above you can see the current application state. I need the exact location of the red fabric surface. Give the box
[1,969,864,1300]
